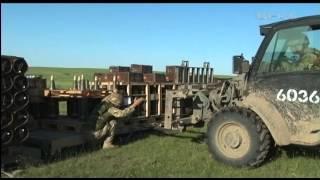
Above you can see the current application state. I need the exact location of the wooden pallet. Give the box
[38,115,161,135]
[44,89,108,98]
[39,117,86,133]
[25,129,87,157]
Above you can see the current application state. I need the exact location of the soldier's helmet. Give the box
[287,32,310,48]
[103,92,123,107]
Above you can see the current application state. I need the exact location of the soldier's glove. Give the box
[101,96,108,102]
[132,97,145,108]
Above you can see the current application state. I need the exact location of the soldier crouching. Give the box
[85,92,145,149]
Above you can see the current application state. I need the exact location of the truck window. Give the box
[258,26,320,74]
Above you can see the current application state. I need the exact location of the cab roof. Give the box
[260,15,320,36]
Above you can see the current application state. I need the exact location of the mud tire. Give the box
[207,106,273,167]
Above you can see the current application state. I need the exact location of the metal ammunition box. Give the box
[130,64,153,74]
[109,66,130,73]
[117,72,143,83]
[100,73,116,82]
[100,72,143,83]
[165,66,184,83]
[143,73,166,83]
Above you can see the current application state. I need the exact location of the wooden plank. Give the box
[164,90,173,129]
[191,68,195,84]
[206,67,210,84]
[197,68,200,83]
[172,84,177,90]
[201,68,205,83]
[58,94,72,97]
[172,84,176,115]
[157,84,162,116]
[102,81,192,87]
[43,89,107,98]
[187,67,190,84]
[127,83,131,96]
[175,98,181,122]
[112,74,117,92]
[145,84,151,117]
[177,66,183,84]
[210,68,214,83]
[65,90,82,94]
[44,89,50,96]
[181,67,185,83]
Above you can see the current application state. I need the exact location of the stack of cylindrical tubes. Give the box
[1,55,30,148]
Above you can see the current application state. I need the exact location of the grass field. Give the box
[26,67,108,89]
[17,128,320,178]
[16,67,320,178]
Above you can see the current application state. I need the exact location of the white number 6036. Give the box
[276,89,319,104]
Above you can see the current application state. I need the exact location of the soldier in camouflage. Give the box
[87,92,145,149]
[277,33,320,71]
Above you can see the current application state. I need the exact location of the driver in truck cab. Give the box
[278,33,320,71]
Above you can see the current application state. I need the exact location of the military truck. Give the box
[164,15,320,167]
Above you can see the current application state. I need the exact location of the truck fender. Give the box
[239,93,291,146]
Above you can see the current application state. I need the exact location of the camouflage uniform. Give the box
[86,92,135,149]
[278,47,320,72]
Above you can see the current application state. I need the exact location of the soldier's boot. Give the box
[102,121,118,149]
[102,137,118,149]
[92,131,101,139]
[92,121,109,139]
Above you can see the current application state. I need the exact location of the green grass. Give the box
[19,67,319,178]
[17,128,320,178]
[26,67,108,89]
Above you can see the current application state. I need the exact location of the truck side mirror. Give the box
[241,60,250,73]
[233,55,243,74]
[233,55,250,74]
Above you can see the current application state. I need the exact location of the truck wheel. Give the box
[207,107,273,167]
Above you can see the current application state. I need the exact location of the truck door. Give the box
[253,24,320,134]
